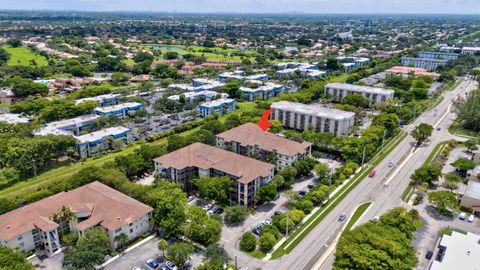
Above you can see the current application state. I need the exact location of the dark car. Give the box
[273,193,280,200]
[307,184,315,189]
[425,251,433,260]
[155,256,165,264]
[214,207,224,214]
[299,190,307,196]
[274,211,282,216]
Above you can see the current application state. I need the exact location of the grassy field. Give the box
[3,45,48,67]
[0,102,256,202]
[140,44,256,62]
[449,120,480,138]
[344,202,372,232]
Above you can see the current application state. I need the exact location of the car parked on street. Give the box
[425,250,433,260]
[468,214,475,222]
[459,212,466,220]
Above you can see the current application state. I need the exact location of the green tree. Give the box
[0,198,17,215]
[412,123,433,145]
[239,232,257,252]
[258,232,276,252]
[223,81,242,99]
[195,176,232,203]
[341,94,369,108]
[428,190,458,216]
[114,233,129,250]
[0,246,33,270]
[7,38,22,47]
[256,183,278,203]
[224,205,249,224]
[158,239,169,257]
[205,243,230,265]
[410,165,441,186]
[315,163,331,180]
[269,120,284,134]
[224,114,241,129]
[196,261,224,270]
[167,243,194,267]
[453,90,480,131]
[464,138,479,152]
[183,205,222,245]
[0,47,10,65]
[326,57,340,71]
[152,181,188,236]
[279,166,298,186]
[451,158,476,171]
[63,227,110,270]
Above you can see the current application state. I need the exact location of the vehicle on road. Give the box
[339,212,347,222]
[372,216,380,221]
[388,161,394,167]
[203,204,213,211]
[425,250,433,260]
[436,127,441,131]
[434,113,438,116]
[459,212,466,220]
[368,171,376,177]
[146,259,159,269]
[165,261,178,270]
[468,214,475,222]
[308,184,315,189]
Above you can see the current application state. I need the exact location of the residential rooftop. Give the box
[199,98,235,108]
[0,113,30,124]
[75,126,130,144]
[75,93,121,105]
[94,102,144,114]
[271,101,355,120]
[0,181,153,240]
[216,123,312,157]
[464,180,480,201]
[430,231,480,270]
[154,142,274,184]
[325,83,395,95]
[35,114,101,136]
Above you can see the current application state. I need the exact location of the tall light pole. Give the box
[381,129,387,153]
[361,146,367,168]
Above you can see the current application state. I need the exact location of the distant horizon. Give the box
[0,0,478,15]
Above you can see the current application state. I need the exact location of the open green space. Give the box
[271,131,407,259]
[248,250,267,259]
[441,227,467,236]
[344,202,372,232]
[139,44,256,61]
[2,45,48,67]
[449,120,480,138]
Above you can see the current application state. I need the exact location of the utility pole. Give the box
[328,172,333,202]
[235,255,238,270]
[361,146,367,168]
[381,129,387,152]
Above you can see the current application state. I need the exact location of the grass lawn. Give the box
[449,120,480,138]
[344,202,372,232]
[3,45,48,67]
[123,58,135,66]
[441,227,467,236]
[248,250,267,259]
[327,73,350,83]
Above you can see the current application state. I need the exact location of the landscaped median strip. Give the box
[343,201,373,232]
[269,131,407,259]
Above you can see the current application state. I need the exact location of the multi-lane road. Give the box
[228,77,478,270]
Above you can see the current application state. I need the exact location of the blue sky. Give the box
[0,0,479,14]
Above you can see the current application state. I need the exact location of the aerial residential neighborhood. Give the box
[0,1,480,270]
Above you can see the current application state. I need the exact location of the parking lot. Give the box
[104,237,204,270]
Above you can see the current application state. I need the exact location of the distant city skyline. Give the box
[0,0,479,14]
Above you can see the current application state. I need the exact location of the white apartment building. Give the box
[461,47,480,56]
[324,83,395,104]
[0,182,153,256]
[271,101,355,136]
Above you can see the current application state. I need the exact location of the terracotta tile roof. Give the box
[216,123,312,157]
[154,142,274,184]
[0,182,153,240]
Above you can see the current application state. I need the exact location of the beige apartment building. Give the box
[154,142,275,207]
[0,182,153,256]
[216,123,312,170]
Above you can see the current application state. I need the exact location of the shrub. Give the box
[239,232,257,252]
[258,232,276,252]
[224,205,249,224]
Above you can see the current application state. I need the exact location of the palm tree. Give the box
[158,239,168,258]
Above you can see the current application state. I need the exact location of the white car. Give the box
[388,161,394,167]
[468,214,475,223]
[459,212,467,220]
[165,261,178,270]
[372,216,380,221]
[261,219,272,226]
[203,204,213,211]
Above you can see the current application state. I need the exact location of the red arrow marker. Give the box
[257,108,273,132]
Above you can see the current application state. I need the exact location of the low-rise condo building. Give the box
[271,101,355,136]
[154,143,275,207]
[197,98,236,117]
[324,83,395,104]
[216,123,312,170]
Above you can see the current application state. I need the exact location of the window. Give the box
[129,223,133,227]
[115,228,122,233]
[129,229,133,234]
[17,236,23,241]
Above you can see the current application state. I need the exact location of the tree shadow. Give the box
[424,204,454,222]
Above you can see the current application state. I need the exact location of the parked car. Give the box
[273,193,280,200]
[208,206,218,215]
[187,195,195,202]
[299,189,307,196]
[338,212,347,222]
[262,219,272,226]
[307,184,315,189]
[155,256,165,264]
[274,211,282,216]
[468,214,475,222]
[459,212,467,220]
[203,204,213,211]
[368,171,376,177]
[214,207,224,214]
[425,251,433,260]
[146,259,159,269]
[132,267,143,270]
[434,113,438,116]
[165,261,178,270]
[252,226,262,235]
